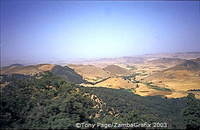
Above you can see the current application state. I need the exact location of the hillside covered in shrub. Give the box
[0,72,200,129]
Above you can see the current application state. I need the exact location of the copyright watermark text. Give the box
[75,122,168,128]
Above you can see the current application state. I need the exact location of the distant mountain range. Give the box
[146,58,200,79]
[167,60,200,71]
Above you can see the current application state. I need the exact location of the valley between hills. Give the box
[1,52,200,99]
[1,52,200,129]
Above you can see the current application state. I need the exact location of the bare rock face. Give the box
[84,93,118,119]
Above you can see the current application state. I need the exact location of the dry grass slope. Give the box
[68,64,112,82]
[103,65,130,76]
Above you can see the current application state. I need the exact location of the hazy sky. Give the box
[1,1,200,65]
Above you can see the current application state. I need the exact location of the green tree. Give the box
[182,93,200,129]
